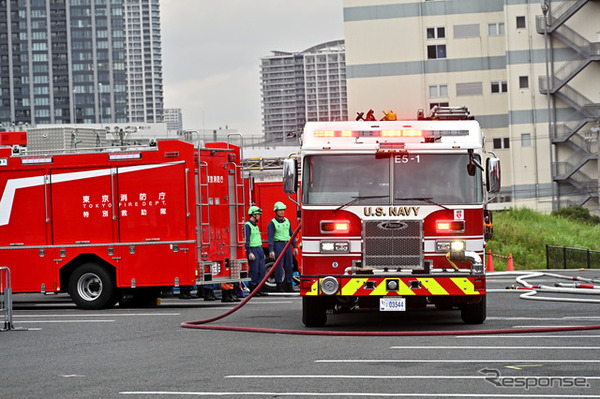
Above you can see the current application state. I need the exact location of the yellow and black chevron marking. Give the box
[303,276,483,296]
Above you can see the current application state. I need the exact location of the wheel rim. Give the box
[77,272,103,302]
[265,263,277,288]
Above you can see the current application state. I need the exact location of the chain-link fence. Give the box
[546,245,600,269]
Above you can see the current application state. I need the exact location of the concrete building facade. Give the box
[163,107,182,133]
[0,0,163,129]
[261,40,348,143]
[343,0,600,213]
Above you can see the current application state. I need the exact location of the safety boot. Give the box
[221,290,233,303]
[231,290,241,302]
[204,290,217,301]
[284,282,295,292]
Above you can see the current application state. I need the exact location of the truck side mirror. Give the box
[282,158,298,194]
[486,157,501,193]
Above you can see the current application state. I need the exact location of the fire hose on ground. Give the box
[181,225,600,336]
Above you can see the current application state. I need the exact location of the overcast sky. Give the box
[160,0,344,135]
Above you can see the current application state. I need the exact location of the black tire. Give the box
[302,296,327,327]
[264,261,278,291]
[461,295,486,324]
[68,263,117,310]
[264,260,300,291]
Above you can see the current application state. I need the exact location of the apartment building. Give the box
[343,0,600,213]
[0,0,163,128]
[261,40,348,143]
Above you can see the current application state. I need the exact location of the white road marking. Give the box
[458,335,600,338]
[15,320,115,323]
[315,359,600,363]
[388,346,600,350]
[488,316,600,320]
[224,374,600,380]
[13,313,181,318]
[119,392,600,398]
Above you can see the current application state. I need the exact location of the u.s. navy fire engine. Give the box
[0,133,248,309]
[283,107,501,327]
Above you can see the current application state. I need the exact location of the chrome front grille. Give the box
[363,220,423,270]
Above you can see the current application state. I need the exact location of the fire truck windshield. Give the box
[302,153,482,206]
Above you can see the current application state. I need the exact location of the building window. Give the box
[488,22,505,36]
[427,45,446,59]
[429,84,448,98]
[521,133,531,147]
[519,76,529,89]
[427,27,445,39]
[493,137,510,149]
[454,24,480,39]
[491,81,508,93]
[516,16,526,29]
[456,82,483,96]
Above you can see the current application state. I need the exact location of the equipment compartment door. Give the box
[50,167,115,244]
[0,169,54,291]
[117,162,189,286]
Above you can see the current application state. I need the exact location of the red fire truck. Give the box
[244,157,302,290]
[282,107,501,326]
[0,137,248,309]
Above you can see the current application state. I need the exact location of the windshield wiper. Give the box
[336,195,388,211]
[394,197,450,211]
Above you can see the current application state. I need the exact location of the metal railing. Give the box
[1,266,15,331]
[546,245,600,269]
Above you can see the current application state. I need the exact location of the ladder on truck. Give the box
[421,106,474,120]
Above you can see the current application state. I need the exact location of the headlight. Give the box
[449,241,466,262]
[320,241,349,253]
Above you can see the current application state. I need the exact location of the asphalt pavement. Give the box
[2,269,600,398]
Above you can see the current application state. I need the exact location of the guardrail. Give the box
[546,245,600,269]
[1,266,15,331]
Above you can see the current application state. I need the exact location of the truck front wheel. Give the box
[461,295,486,324]
[68,263,117,310]
[302,296,327,327]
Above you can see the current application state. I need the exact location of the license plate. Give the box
[380,297,406,312]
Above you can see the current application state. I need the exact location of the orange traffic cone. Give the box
[507,253,514,271]
[486,249,494,272]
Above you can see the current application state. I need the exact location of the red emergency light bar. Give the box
[381,130,422,137]
[312,129,469,139]
[314,130,423,138]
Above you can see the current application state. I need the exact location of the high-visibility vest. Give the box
[271,218,291,241]
[245,221,262,247]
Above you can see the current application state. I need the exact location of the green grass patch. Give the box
[486,207,600,270]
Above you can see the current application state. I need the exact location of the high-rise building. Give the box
[124,0,163,124]
[261,40,348,143]
[0,0,162,129]
[343,0,600,213]
[163,107,182,133]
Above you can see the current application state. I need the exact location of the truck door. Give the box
[0,168,54,291]
[50,166,116,244]
[117,162,190,286]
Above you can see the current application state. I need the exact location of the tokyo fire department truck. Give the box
[282,107,501,327]
[0,133,248,309]
[244,156,302,290]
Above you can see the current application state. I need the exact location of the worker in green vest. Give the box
[245,206,267,296]
[268,201,298,292]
